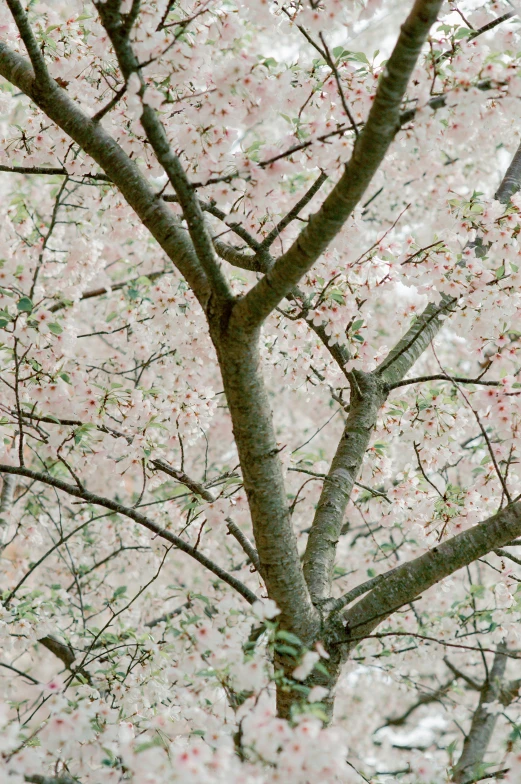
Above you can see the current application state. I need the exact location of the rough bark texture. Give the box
[2,0,520,738]
[0,43,210,308]
[495,142,521,203]
[303,372,386,601]
[0,474,15,544]
[234,0,444,329]
[303,296,455,602]
[212,324,319,641]
[342,503,521,645]
[452,646,508,783]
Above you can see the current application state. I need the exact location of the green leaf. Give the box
[181,615,202,626]
[43,414,62,424]
[191,593,210,604]
[101,632,119,644]
[349,51,369,64]
[351,319,364,331]
[287,682,310,695]
[48,322,63,335]
[275,644,300,658]
[313,661,330,676]
[276,630,302,646]
[17,297,33,312]
[135,737,164,753]
[301,703,329,722]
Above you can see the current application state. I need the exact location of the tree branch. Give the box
[232,0,444,329]
[301,130,521,604]
[259,171,328,251]
[495,547,521,567]
[0,464,257,605]
[49,269,168,313]
[226,519,261,572]
[382,676,455,727]
[302,294,455,600]
[436,11,516,64]
[151,458,214,501]
[387,374,502,390]
[0,473,15,544]
[495,140,521,204]
[376,295,457,384]
[151,459,261,569]
[452,644,509,783]
[24,776,76,784]
[96,1,232,302]
[443,657,482,691]
[342,502,521,644]
[37,634,93,685]
[303,371,386,601]
[398,77,506,126]
[0,38,210,308]
[6,0,51,85]
[328,564,403,614]
[0,661,39,685]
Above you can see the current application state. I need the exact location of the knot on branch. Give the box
[322,611,351,650]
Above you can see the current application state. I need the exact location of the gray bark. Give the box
[24,776,76,784]
[0,473,15,541]
[452,646,508,783]
[496,143,521,204]
[2,0,520,740]
[303,296,455,601]
[342,503,521,644]
[234,0,444,329]
[212,327,319,641]
[0,43,211,309]
[303,372,386,601]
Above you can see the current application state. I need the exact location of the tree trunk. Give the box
[212,318,319,643]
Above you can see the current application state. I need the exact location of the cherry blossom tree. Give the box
[1,0,521,781]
